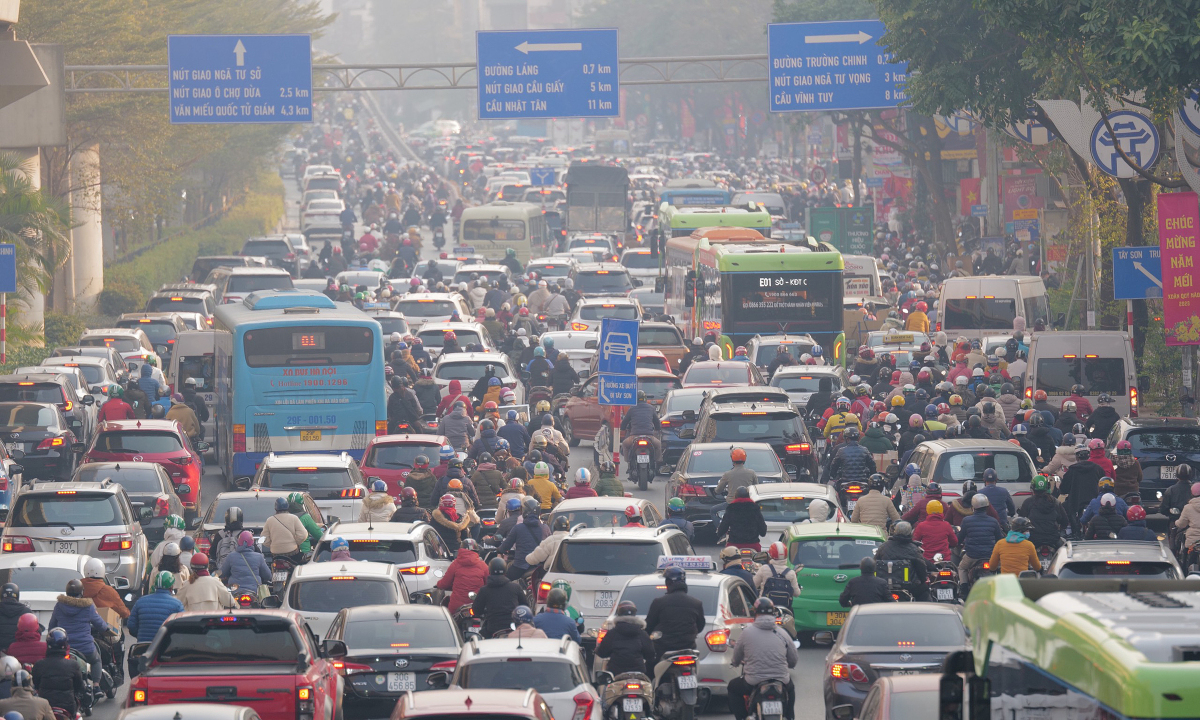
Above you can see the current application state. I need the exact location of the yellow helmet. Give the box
[890,396,906,407]
[536,400,551,414]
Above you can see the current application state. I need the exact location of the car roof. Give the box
[786,522,887,539]
[917,439,1031,452]
[76,461,164,473]
[98,419,182,433]
[683,441,777,453]
[632,368,678,379]
[750,333,817,344]
[342,604,450,622]
[528,257,574,266]
[40,356,109,366]
[292,560,398,580]
[260,452,355,469]
[435,351,509,362]
[1119,417,1200,428]
[748,483,833,499]
[368,433,448,446]
[1054,540,1175,562]
[419,322,487,332]
[394,292,462,302]
[563,526,678,541]
[575,263,626,272]
[0,372,70,383]
[553,497,653,513]
[323,521,428,538]
[80,328,143,337]
[395,688,546,716]
[453,264,509,273]
[685,361,753,371]
[708,401,796,415]
[462,637,582,659]
[851,602,961,617]
[578,296,636,305]
[702,387,790,401]
[223,266,291,276]
[772,366,843,377]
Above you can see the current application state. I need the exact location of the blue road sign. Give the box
[0,244,15,294]
[529,167,556,186]
[1112,246,1163,299]
[598,374,637,406]
[1089,110,1160,179]
[767,21,907,113]
[477,29,619,120]
[971,204,988,218]
[168,34,312,124]
[597,318,639,376]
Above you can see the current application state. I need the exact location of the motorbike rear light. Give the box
[1025,386,1033,399]
[705,629,729,651]
[197,535,211,553]
[671,655,697,666]
[981,562,991,570]
[99,533,133,551]
[785,443,810,454]
[376,420,388,436]
[233,424,246,452]
[339,487,364,498]
[637,439,649,446]
[36,437,65,450]
[398,565,429,575]
[677,484,706,498]
[2,536,32,552]
[596,628,607,643]
[131,688,147,705]
[938,570,954,578]
[570,322,589,331]
[846,485,863,494]
[538,581,552,603]
[571,692,595,720]
[831,662,868,683]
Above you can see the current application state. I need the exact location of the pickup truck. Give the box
[127,610,346,720]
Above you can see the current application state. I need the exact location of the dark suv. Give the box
[1107,417,1200,526]
[681,401,815,478]
[241,237,299,277]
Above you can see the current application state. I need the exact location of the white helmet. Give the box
[390,332,402,343]
[0,656,18,681]
[84,557,106,579]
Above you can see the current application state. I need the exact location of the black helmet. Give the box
[982,402,996,416]
[150,404,166,419]
[553,516,570,532]
[616,600,638,617]
[546,588,569,610]
[1075,446,1090,461]
[65,579,83,598]
[962,480,978,496]
[480,419,495,432]
[1,584,17,601]
[1178,464,1196,483]
[967,415,982,429]
[488,557,508,575]
[752,597,776,615]
[526,449,542,463]
[663,566,687,590]
[735,486,750,500]
[1029,413,1045,427]
[868,473,885,491]
[843,426,861,442]
[46,628,68,653]
[478,452,493,464]
[859,556,876,576]
[1001,383,1014,396]
[1010,517,1031,534]
[224,506,243,525]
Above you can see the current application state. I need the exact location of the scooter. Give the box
[433,226,446,249]
[748,678,789,720]
[928,554,960,604]
[838,480,865,514]
[452,594,483,640]
[654,650,700,720]
[596,671,654,720]
[270,555,298,596]
[228,584,259,609]
[630,436,656,491]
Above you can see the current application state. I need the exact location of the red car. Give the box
[128,610,345,720]
[679,360,767,388]
[560,368,681,446]
[82,419,207,518]
[359,433,450,497]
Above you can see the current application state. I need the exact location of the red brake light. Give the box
[571,692,595,720]
[332,660,374,674]
[339,487,364,498]
[171,455,193,466]
[99,533,133,551]
[233,424,246,453]
[705,629,729,651]
[196,535,211,554]
[831,662,869,683]
[398,565,430,575]
[36,437,65,450]
[677,484,706,498]
[846,485,864,494]
[2,536,32,552]
[785,443,810,454]
[537,581,552,603]
[637,439,649,446]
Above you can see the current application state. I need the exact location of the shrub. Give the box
[98,280,144,316]
[44,311,89,348]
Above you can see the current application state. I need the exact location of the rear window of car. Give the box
[115,321,177,345]
[621,252,657,269]
[1034,357,1126,394]
[420,330,483,349]
[551,541,664,575]
[76,467,162,493]
[0,403,59,428]
[145,296,207,314]
[10,492,124,528]
[155,620,300,663]
[579,304,638,321]
[618,584,720,615]
[1125,430,1200,454]
[289,578,397,612]
[363,443,441,469]
[575,270,632,294]
[313,539,417,564]
[261,468,353,490]
[460,659,579,694]
[710,412,802,443]
[684,365,753,385]
[93,431,184,455]
[640,327,683,346]
[772,373,840,394]
[372,317,410,336]
[0,567,81,594]
[757,496,822,523]
[550,509,644,529]
[790,537,880,570]
[341,615,456,651]
[686,447,781,475]
[662,392,704,415]
[942,298,1016,330]
[528,263,572,278]
[934,450,1032,485]
[0,384,64,405]
[639,377,679,403]
[394,300,456,317]
[206,497,276,525]
[242,240,291,257]
[435,361,502,382]
[80,336,142,353]
[226,274,293,293]
[752,342,812,365]
[1058,561,1178,579]
[841,612,965,647]
[452,270,507,286]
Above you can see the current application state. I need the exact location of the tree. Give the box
[0,153,71,338]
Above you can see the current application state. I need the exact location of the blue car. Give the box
[659,387,709,469]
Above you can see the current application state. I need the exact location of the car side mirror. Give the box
[188,516,202,530]
[259,595,283,609]
[8,464,22,476]
[426,671,451,690]
[632,278,643,288]
[682,410,696,421]
[194,441,210,453]
[81,395,95,406]
[234,476,252,491]
[678,429,695,439]
[409,591,434,605]
[114,576,131,590]
[813,631,835,646]
[72,442,86,453]
[830,705,854,720]
[320,639,348,658]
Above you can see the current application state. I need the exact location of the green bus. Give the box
[658,203,773,238]
[960,575,1200,719]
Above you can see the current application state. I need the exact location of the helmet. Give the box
[551,515,571,533]
[46,628,69,653]
[752,597,776,615]
[0,658,17,684]
[1028,413,1044,428]
[440,494,456,509]
[84,557,106,579]
[448,478,463,490]
[287,491,305,508]
[1116,440,1133,455]
[768,541,787,560]
[1063,400,1077,413]
[488,557,508,575]
[190,551,211,568]
[734,345,747,356]
[892,521,913,538]
[1033,389,1047,401]
[440,445,455,461]
[1075,446,1090,461]
[65,579,84,598]
[533,461,550,477]
[12,669,30,690]
[909,414,924,428]
[843,427,861,441]
[982,468,999,484]
[1031,475,1051,493]
[1010,517,1031,534]
[506,497,522,513]
[546,588,569,610]
[915,301,928,312]
[1088,438,1104,451]
[444,331,457,341]
[667,497,686,513]
[574,468,591,486]
[924,404,938,419]
[624,505,642,521]
[811,345,823,357]
[478,452,494,465]
[1128,505,1147,522]
[1072,423,1086,436]
[164,514,185,530]
[926,499,944,515]
[904,463,920,477]
[891,396,905,408]
[731,447,747,463]
[275,497,290,512]
[971,493,990,509]
[868,473,885,491]
[1098,476,1115,490]
[153,571,175,590]
[663,566,687,589]
[522,497,540,515]
[1071,384,1085,395]
[1013,423,1028,435]
[512,605,535,625]
[1098,393,1114,404]
[836,396,852,410]
[982,402,996,416]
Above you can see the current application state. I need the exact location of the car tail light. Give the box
[705,629,729,651]
[431,660,457,671]
[99,533,133,551]
[171,455,193,466]
[596,628,607,644]
[537,581,552,604]
[197,535,211,554]
[677,484,706,498]
[339,487,364,498]
[376,420,388,436]
[131,688,147,705]
[36,437,65,450]
[0,476,8,492]
[2,536,32,552]
[233,424,246,452]
[398,565,429,575]
[831,662,868,683]
[570,322,589,331]
[297,686,315,720]
[332,660,373,674]
[285,253,296,260]
[1130,386,1138,417]
[786,443,810,454]
[571,692,595,720]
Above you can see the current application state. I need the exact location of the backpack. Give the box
[215,533,239,565]
[762,565,795,607]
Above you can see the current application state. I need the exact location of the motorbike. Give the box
[527,385,554,408]
[68,647,106,713]
[433,226,446,249]
[961,559,995,597]
[629,436,656,491]
[270,555,299,596]
[748,679,789,720]
[228,584,259,609]
[878,559,918,602]
[654,650,700,720]
[838,480,865,515]
[596,671,654,720]
[1036,544,1056,573]
[928,554,960,604]
[452,593,483,640]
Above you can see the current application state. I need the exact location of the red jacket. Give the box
[6,626,46,667]
[435,549,489,612]
[436,380,473,418]
[901,494,944,525]
[98,398,135,422]
[565,485,598,500]
[912,513,958,560]
[1090,448,1115,478]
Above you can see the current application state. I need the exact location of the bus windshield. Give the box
[463,219,525,242]
[724,272,840,329]
[242,326,374,367]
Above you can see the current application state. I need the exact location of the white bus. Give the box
[457,201,554,265]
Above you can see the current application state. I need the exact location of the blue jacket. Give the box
[830,441,875,485]
[218,545,272,592]
[719,565,757,591]
[497,421,530,457]
[498,515,548,570]
[137,364,160,403]
[468,428,504,459]
[1080,496,1129,525]
[662,515,694,541]
[620,402,660,437]
[128,589,184,643]
[979,485,1016,526]
[959,511,1005,559]
[533,608,581,642]
[48,595,108,655]
[1117,521,1158,542]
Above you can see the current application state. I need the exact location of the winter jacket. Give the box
[98,398,135,422]
[594,473,625,497]
[431,508,475,553]
[150,527,186,570]
[525,530,568,570]
[1176,496,1200,548]
[901,492,945,525]
[498,515,550,571]
[565,484,598,500]
[127,588,185,643]
[1054,411,1081,435]
[1042,446,1078,477]
[1118,520,1159,542]
[436,549,489,612]
[472,574,528,638]
[526,475,562,509]
[414,379,442,417]
[358,492,397,524]
[1085,508,1128,539]
[441,408,475,451]
[6,623,47,666]
[996,394,1022,423]
[830,441,876,484]
[662,515,695,541]
[533,608,580,642]
[1162,479,1195,520]
[959,511,1005,559]
[81,577,130,619]
[752,559,802,598]
[263,511,309,554]
[715,466,758,497]
[1061,460,1106,523]
[645,588,706,654]
[1026,427,1056,465]
[1019,492,1069,548]
[1085,406,1121,440]
[850,490,900,532]
[404,468,438,509]
[218,545,271,593]
[859,426,895,454]
[166,402,202,439]
[0,687,54,720]
[716,498,767,545]
[436,380,474,418]
[390,502,431,524]
[468,428,504,460]
[979,485,1016,527]
[989,532,1040,575]
[1090,447,1115,478]
[497,421,530,457]
[1080,495,1129,526]
[177,574,236,612]
[433,470,480,509]
[470,466,506,508]
[1114,456,1143,498]
[0,599,33,652]
[874,536,927,585]
[839,574,894,607]
[731,613,798,684]
[596,615,657,677]
[912,514,958,560]
[48,595,109,655]
[32,653,83,716]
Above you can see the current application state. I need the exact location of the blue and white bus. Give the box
[212,290,386,484]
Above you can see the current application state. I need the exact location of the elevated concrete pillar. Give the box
[69,143,102,311]
[6,147,43,335]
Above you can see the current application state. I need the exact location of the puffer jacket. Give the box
[989,531,1041,574]
[218,545,271,593]
[1118,519,1158,541]
[859,426,895,454]
[433,469,480,508]
[0,598,32,651]
[912,513,958,560]
[390,500,431,523]
[471,574,528,638]
[81,577,130,619]
[470,465,506,508]
[1085,508,1128,539]
[594,473,625,497]
[6,622,47,666]
[47,595,108,655]
[441,408,475,450]
[498,514,550,570]
[1090,447,1115,478]
[358,492,397,523]
[468,428,504,459]
[1176,496,1200,548]
[414,379,442,417]
[31,653,83,716]
[1113,455,1143,498]
[959,510,1005,559]
[731,613,798,684]
[996,394,1022,422]
[525,530,568,570]
[1042,445,1078,477]
[404,468,438,509]
[716,498,767,545]
[435,549,489,612]
[497,420,530,457]
[595,615,656,678]
[830,441,876,484]
[127,588,185,643]
[1019,492,1069,548]
[431,507,475,552]
[850,490,900,531]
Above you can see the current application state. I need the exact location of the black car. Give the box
[0,401,82,480]
[241,237,299,277]
[659,387,709,468]
[324,604,462,710]
[73,461,184,543]
[0,372,95,446]
[681,401,816,478]
[1107,417,1200,526]
[665,442,785,535]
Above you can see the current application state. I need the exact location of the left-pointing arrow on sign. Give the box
[234,40,247,66]
[804,30,873,44]
[515,41,584,54]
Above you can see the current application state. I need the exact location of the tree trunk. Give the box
[1117,176,1152,353]
[910,115,955,253]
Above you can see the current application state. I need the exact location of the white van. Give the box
[936,276,1049,340]
[1027,331,1139,417]
[169,330,217,443]
[841,254,888,308]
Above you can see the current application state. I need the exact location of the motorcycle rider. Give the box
[532,588,581,642]
[839,557,894,607]
[753,542,801,606]
[1061,445,1106,537]
[6,614,46,668]
[128,572,185,644]
[436,539,489,613]
[497,498,550,580]
[565,467,599,500]
[472,557,529,639]
[1019,475,1070,550]
[500,247,523,275]
[1119,505,1158,541]
[402,455,438,509]
[526,461,563,510]
[0,585,31,652]
[1084,493,1128,539]
[526,516,572,572]
[716,447,758,496]
[391,487,432,523]
[662,497,695,541]
[48,579,111,690]
[957,494,1005,582]
[177,553,236,612]
[212,506,245,568]
[874,521,929,600]
[595,600,656,693]
[645,567,706,663]
[849,472,898,533]
[619,391,662,469]
[0,670,53,720]
[1160,464,1196,543]
[716,487,767,551]
[80,558,129,620]
[218,530,271,597]
[830,426,876,482]
[727,598,798,720]
[718,545,756,587]
[979,468,1017,527]
[32,629,84,719]
[989,517,1041,575]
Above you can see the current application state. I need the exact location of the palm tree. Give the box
[0,152,72,339]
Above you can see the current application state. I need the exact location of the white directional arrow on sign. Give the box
[515,41,583,54]
[598,383,612,404]
[804,31,873,44]
[1134,262,1163,288]
[233,40,247,66]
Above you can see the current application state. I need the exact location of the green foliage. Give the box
[98,280,144,317]
[0,153,72,325]
[44,312,89,349]
[0,345,56,375]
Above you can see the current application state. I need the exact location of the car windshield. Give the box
[639,377,679,403]
[76,467,162,493]
[261,468,352,489]
[341,616,457,651]
[459,660,578,694]
[0,567,81,593]
[631,292,664,312]
[117,322,176,345]
[551,541,665,575]
[1126,430,1200,453]
[684,366,753,385]
[394,300,456,318]
[1057,561,1178,579]
[420,331,482,350]
[145,296,206,314]
[575,271,632,294]
[841,613,965,647]
[155,621,300,663]
[10,493,123,527]
[711,414,802,443]
[686,447,782,475]
[621,252,658,269]
[550,509,645,529]
[935,451,1032,485]
[757,496,822,523]
[542,333,597,351]
[80,336,142,353]
[372,317,410,336]
[754,343,809,366]
[206,497,278,525]
[772,374,840,394]
[364,443,441,469]
[313,539,417,564]
[93,431,184,455]
[452,270,507,286]
[618,584,720,615]
[579,305,638,321]
[0,384,63,404]
[1034,358,1126,394]
[436,361,504,382]
[0,403,59,429]
[790,537,880,569]
[942,298,1016,329]
[289,578,397,612]
[227,275,293,293]
[640,327,683,346]
[55,365,104,384]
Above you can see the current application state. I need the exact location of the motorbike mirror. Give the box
[259,595,283,609]
[812,631,835,646]
[326,515,341,525]
[81,395,95,406]
[409,591,434,605]
[593,670,614,686]
[195,441,210,453]
[188,516,202,529]
[468,591,477,599]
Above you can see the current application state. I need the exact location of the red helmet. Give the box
[1033,389,1048,401]
[519,307,530,316]
[917,369,931,381]
[872,401,886,413]
[919,342,932,353]
[484,401,499,410]
[190,552,210,568]
[936,402,950,414]
[768,541,787,560]
[624,505,641,519]
[16,613,38,634]
[444,331,457,341]
[440,494,456,509]
[915,301,928,312]
[401,487,418,501]
[403,238,412,246]
[1127,504,1147,522]
[891,371,901,383]
[1088,438,1105,451]
[859,347,875,360]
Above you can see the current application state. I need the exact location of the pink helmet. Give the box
[1088,438,1105,451]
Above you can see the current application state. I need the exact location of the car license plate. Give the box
[894,670,918,676]
[300,430,321,441]
[3,443,17,454]
[387,672,416,692]
[595,591,617,608]
[623,698,643,712]
[272,571,288,582]
[826,611,848,626]
[847,500,857,512]
[1163,465,1177,480]
[936,588,955,601]
[637,454,650,463]
[762,701,783,715]
[677,675,698,690]
[56,542,76,554]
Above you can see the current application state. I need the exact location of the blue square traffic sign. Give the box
[1112,247,1163,299]
[168,34,312,124]
[598,374,637,406]
[0,244,15,294]
[477,29,619,119]
[597,318,640,376]
[529,168,556,186]
[971,204,988,217]
[767,20,907,113]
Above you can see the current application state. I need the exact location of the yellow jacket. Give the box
[526,475,562,509]
[988,536,1040,575]
[823,412,862,439]
[905,311,930,334]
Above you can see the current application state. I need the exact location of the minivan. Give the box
[1027,330,1140,417]
[168,330,217,443]
[205,266,294,305]
[840,254,888,308]
[936,276,1049,340]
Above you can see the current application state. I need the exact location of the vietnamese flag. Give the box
[960,178,981,217]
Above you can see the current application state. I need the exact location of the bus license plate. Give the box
[623,699,643,713]
[387,672,415,692]
[300,430,321,441]
[56,542,76,554]
[762,701,783,715]
[827,611,848,626]
[595,591,617,608]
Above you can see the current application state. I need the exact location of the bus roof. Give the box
[659,204,771,229]
[242,289,337,311]
[212,300,376,333]
[707,242,844,272]
[689,227,765,242]
[458,201,544,220]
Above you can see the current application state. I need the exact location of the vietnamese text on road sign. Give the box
[768,20,907,113]
[477,29,619,119]
[168,34,312,124]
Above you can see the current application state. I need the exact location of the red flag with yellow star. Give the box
[960,178,981,217]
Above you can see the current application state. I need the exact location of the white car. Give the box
[619,248,660,280]
[547,497,664,531]
[539,331,598,374]
[747,482,847,539]
[33,355,123,403]
[524,257,577,281]
[335,270,389,291]
[271,560,406,639]
[301,198,345,235]
[0,553,97,628]
[569,298,643,333]
[416,322,496,359]
[391,293,472,330]
[310,521,455,596]
[248,452,366,520]
[432,352,523,405]
[769,366,849,407]
[77,328,160,367]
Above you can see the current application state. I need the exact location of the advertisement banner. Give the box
[1003,176,1043,222]
[960,178,981,217]
[1160,192,1200,345]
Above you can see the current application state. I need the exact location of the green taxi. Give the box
[783,522,886,637]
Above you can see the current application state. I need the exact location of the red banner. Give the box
[1003,176,1043,222]
[960,178,981,217]
[1160,192,1200,345]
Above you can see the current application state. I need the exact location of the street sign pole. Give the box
[0,244,15,367]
